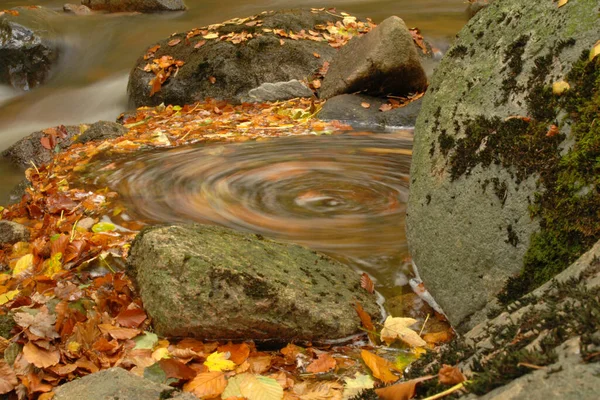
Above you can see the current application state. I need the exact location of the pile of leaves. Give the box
[0,97,456,398]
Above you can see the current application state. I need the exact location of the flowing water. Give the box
[0,0,468,296]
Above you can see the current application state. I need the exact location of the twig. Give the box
[29,160,40,175]
[422,381,467,400]
[419,313,431,336]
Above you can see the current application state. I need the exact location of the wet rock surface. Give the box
[0,220,29,245]
[128,224,381,341]
[318,94,422,129]
[81,0,187,13]
[407,0,600,328]
[74,120,128,144]
[128,9,345,107]
[53,368,196,400]
[242,79,313,103]
[319,16,427,100]
[0,7,61,90]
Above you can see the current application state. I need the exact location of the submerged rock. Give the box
[74,120,128,144]
[0,221,29,245]
[63,4,93,15]
[128,224,380,341]
[320,16,427,100]
[318,94,422,129]
[81,0,186,13]
[128,9,348,107]
[407,0,600,328]
[54,368,196,400]
[0,7,61,90]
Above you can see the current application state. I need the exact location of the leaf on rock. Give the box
[342,373,374,399]
[590,40,600,61]
[552,80,570,95]
[379,103,393,112]
[361,102,371,109]
[380,316,426,348]
[23,342,60,368]
[0,360,17,394]
[360,272,375,293]
[204,351,236,372]
[438,364,466,385]
[223,373,284,400]
[183,371,226,399]
[360,350,398,384]
[375,377,427,400]
[168,38,181,46]
[422,330,454,345]
[557,0,568,8]
[306,353,336,373]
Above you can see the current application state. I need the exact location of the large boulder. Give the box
[54,368,196,400]
[81,0,186,13]
[127,224,381,341]
[407,0,600,330]
[319,16,427,100]
[0,7,61,90]
[127,9,368,107]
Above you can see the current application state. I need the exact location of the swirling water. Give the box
[83,131,415,295]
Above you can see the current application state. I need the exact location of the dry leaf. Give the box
[217,342,250,365]
[98,324,141,340]
[14,308,60,339]
[552,80,570,95]
[159,358,197,380]
[209,76,217,84]
[168,38,181,46]
[380,316,426,347]
[557,0,568,8]
[0,360,17,394]
[116,308,147,328]
[312,80,322,89]
[313,52,321,58]
[360,273,375,293]
[195,40,207,48]
[183,371,226,398]
[546,124,560,137]
[590,40,600,61]
[361,102,371,109]
[360,350,398,384]
[379,103,393,112]
[23,342,60,368]
[375,376,434,400]
[438,364,466,385]
[422,330,454,345]
[306,353,336,373]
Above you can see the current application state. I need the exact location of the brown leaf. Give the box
[247,355,272,374]
[438,364,466,385]
[14,307,60,339]
[40,136,55,150]
[360,350,398,384]
[360,272,375,294]
[0,360,17,394]
[23,342,60,368]
[116,307,147,328]
[168,38,181,46]
[217,342,250,365]
[183,371,226,398]
[354,302,375,332]
[159,358,197,380]
[312,79,322,89]
[195,40,207,48]
[375,376,434,400]
[209,76,217,84]
[546,124,560,137]
[98,324,140,340]
[306,353,336,373]
[313,52,321,58]
[422,330,454,345]
[280,39,285,46]
[361,102,371,109]
[379,103,393,112]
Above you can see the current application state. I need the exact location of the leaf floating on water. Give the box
[380,316,427,348]
[360,272,375,293]
[360,350,399,384]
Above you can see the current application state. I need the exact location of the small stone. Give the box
[0,221,30,245]
[74,121,127,144]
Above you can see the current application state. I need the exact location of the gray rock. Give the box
[6,180,32,205]
[406,0,600,328]
[63,4,93,15]
[2,125,82,168]
[0,220,30,245]
[318,94,422,129]
[127,9,344,107]
[74,120,128,144]
[0,7,61,90]
[81,0,186,13]
[243,80,313,103]
[320,16,427,100]
[54,368,196,400]
[128,224,381,341]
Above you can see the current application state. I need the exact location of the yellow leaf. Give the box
[204,351,236,372]
[42,252,63,277]
[557,0,568,8]
[13,254,34,276]
[203,32,219,39]
[360,350,399,384]
[67,341,81,354]
[552,80,570,95]
[590,40,600,61]
[152,347,170,361]
[0,290,19,306]
[380,316,427,348]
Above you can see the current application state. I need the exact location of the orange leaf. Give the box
[0,360,17,394]
[247,355,272,374]
[23,342,60,368]
[168,38,181,46]
[312,79,322,89]
[379,103,393,112]
[438,364,466,385]
[375,376,434,400]
[354,302,374,332]
[183,371,226,399]
[217,342,250,365]
[546,124,560,137]
[361,102,371,109]
[98,324,140,340]
[209,76,216,84]
[195,40,207,48]
[159,358,197,380]
[280,343,303,364]
[360,273,375,294]
[306,353,336,373]
[360,350,398,384]
[313,52,321,58]
[422,330,454,345]
[116,308,147,328]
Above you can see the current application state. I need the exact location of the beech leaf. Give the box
[183,371,226,399]
[223,373,284,400]
[23,342,60,368]
[360,350,398,384]
[438,364,466,385]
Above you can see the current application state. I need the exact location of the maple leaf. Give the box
[380,316,426,348]
[438,364,466,385]
[204,351,236,372]
[222,373,283,400]
[360,350,398,384]
[0,360,17,395]
[306,353,336,373]
[183,371,226,399]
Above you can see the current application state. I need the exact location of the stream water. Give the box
[0,0,468,297]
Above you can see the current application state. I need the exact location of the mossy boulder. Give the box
[127,224,380,341]
[0,7,61,90]
[127,9,348,107]
[81,0,186,13]
[407,0,600,330]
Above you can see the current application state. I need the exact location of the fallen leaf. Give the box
[360,273,375,293]
[380,316,427,348]
[0,360,17,395]
[203,32,219,39]
[217,342,250,365]
[116,308,147,328]
[204,351,236,372]
[168,38,181,46]
[590,40,600,61]
[375,376,434,400]
[23,342,60,368]
[195,40,207,48]
[13,254,34,276]
[342,373,374,399]
[557,0,568,8]
[360,350,398,384]
[312,79,322,89]
[546,124,560,137]
[222,373,283,400]
[313,52,321,58]
[98,324,141,340]
[0,289,19,306]
[361,102,371,109]
[183,371,226,398]
[552,80,570,95]
[91,222,116,233]
[14,308,60,339]
[422,330,454,345]
[379,104,393,112]
[159,358,197,380]
[438,364,466,385]
[134,331,158,350]
[209,76,217,84]
[306,353,336,373]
